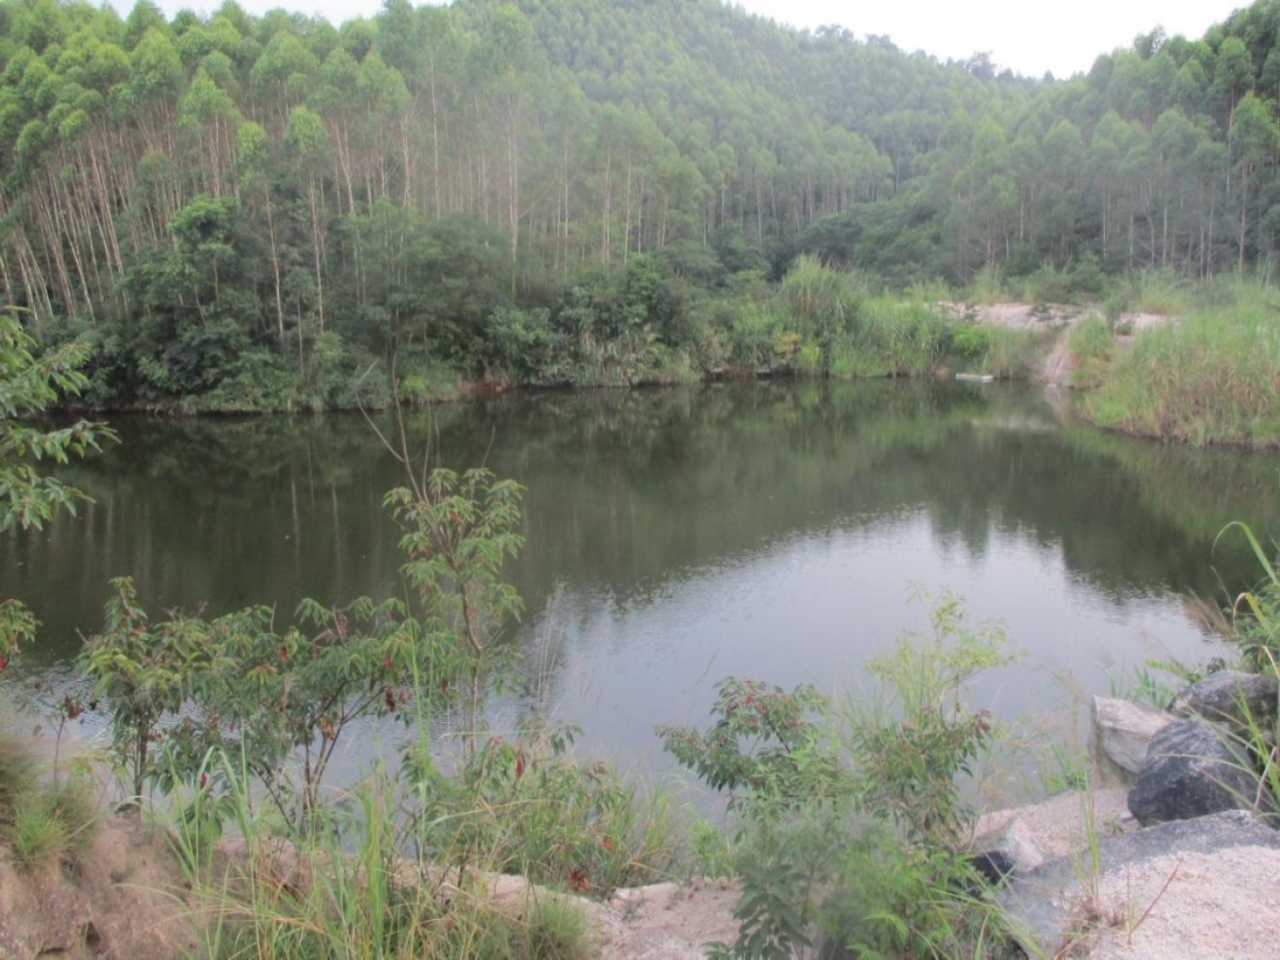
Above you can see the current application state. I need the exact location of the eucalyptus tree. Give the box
[1228,92,1280,269]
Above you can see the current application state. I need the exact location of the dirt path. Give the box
[939,302,1173,386]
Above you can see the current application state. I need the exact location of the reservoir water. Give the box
[4,380,1276,786]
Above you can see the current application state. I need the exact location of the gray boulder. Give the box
[1092,695,1171,779]
[1128,717,1262,826]
[1168,670,1279,728]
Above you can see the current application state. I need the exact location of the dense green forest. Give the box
[2,0,1280,409]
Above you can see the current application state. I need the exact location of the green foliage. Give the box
[840,295,949,378]
[81,583,436,830]
[0,732,42,818]
[5,0,1278,410]
[722,304,783,371]
[1026,255,1111,305]
[687,818,734,880]
[80,577,215,800]
[777,256,859,371]
[185,347,301,413]
[950,323,993,360]
[0,309,112,533]
[199,593,445,826]
[392,350,470,404]
[658,678,825,802]
[388,468,525,730]
[979,324,1054,380]
[10,789,73,868]
[0,306,111,669]
[80,467,528,830]
[661,589,1015,959]
[848,588,1010,846]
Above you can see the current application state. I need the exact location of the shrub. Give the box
[660,589,1017,959]
[950,323,993,360]
[186,348,301,413]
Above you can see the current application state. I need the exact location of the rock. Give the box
[996,810,1280,958]
[965,816,1046,885]
[1128,718,1261,827]
[1168,670,1279,728]
[1092,696,1171,778]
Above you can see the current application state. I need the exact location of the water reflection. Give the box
[3,381,1275,774]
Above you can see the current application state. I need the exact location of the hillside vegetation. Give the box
[2,0,1280,408]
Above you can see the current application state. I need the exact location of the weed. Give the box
[1218,523,1280,673]
[1037,741,1091,796]
[512,897,593,960]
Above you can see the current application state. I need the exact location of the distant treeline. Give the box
[2,0,1280,407]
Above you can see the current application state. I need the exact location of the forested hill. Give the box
[0,0,1278,408]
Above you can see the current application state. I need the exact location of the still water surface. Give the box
[4,381,1277,780]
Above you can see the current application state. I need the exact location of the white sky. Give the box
[134,0,1247,79]
[735,0,1246,77]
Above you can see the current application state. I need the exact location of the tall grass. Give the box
[830,295,948,378]
[176,719,678,960]
[180,741,671,960]
[1081,302,1280,447]
[192,776,596,960]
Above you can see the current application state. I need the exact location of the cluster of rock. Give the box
[973,669,1280,957]
[1097,669,1278,825]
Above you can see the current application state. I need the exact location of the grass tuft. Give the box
[10,791,73,868]
[0,729,98,870]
